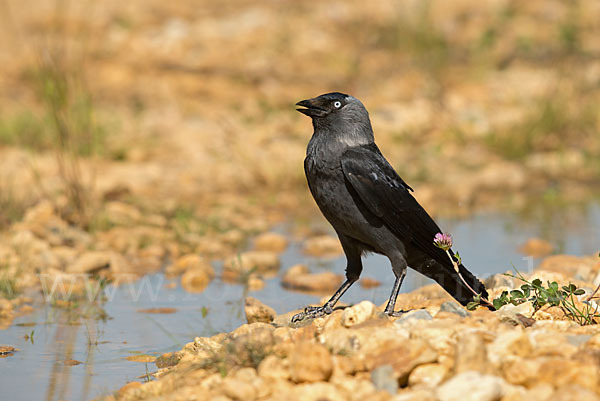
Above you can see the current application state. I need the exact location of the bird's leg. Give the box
[384,255,407,317]
[291,278,357,322]
[292,234,362,323]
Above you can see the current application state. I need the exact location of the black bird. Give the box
[293,92,489,321]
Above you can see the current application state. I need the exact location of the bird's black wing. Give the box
[341,144,450,267]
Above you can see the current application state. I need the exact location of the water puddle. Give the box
[1,204,599,400]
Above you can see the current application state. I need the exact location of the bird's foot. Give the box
[291,304,333,323]
[385,309,407,318]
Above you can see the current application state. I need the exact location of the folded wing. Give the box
[341,144,452,268]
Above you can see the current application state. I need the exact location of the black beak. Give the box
[296,98,326,118]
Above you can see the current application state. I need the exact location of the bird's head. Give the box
[296,92,374,144]
[296,92,368,122]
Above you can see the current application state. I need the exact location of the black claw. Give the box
[385,309,406,317]
[291,305,333,323]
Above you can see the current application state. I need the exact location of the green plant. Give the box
[0,182,29,229]
[467,266,599,325]
[0,264,20,299]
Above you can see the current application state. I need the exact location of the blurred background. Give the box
[1,1,600,400]
[1,0,599,228]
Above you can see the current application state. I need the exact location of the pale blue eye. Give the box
[334,101,341,108]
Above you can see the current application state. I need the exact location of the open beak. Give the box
[296,98,326,118]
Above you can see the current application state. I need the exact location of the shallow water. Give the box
[1,204,600,401]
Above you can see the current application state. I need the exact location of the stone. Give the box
[360,277,381,288]
[437,371,505,401]
[537,255,596,280]
[155,352,182,368]
[394,309,433,324]
[553,385,600,401]
[453,332,489,374]
[222,377,257,401]
[105,201,142,225]
[247,275,265,291]
[67,251,111,274]
[439,301,469,317]
[223,251,280,279]
[258,355,290,381]
[125,355,156,363]
[254,232,288,253]
[395,388,438,401]
[501,357,600,391]
[220,229,245,247]
[282,267,344,294]
[342,301,376,327]
[289,342,333,383]
[118,381,142,397]
[181,267,213,293]
[371,364,398,394]
[519,238,553,258]
[166,254,214,277]
[408,363,448,387]
[0,345,16,355]
[290,382,346,401]
[495,302,535,326]
[362,339,438,385]
[303,235,343,257]
[244,297,276,324]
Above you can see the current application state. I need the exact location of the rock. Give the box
[537,255,596,280]
[395,309,433,324]
[553,385,600,401]
[289,382,346,401]
[566,334,592,347]
[105,201,142,225]
[125,355,156,363]
[439,301,469,317]
[137,307,177,314]
[502,357,600,391]
[360,277,381,288]
[282,266,344,294]
[223,376,257,401]
[362,339,438,385]
[342,301,376,327]
[485,274,519,290]
[254,232,288,253]
[408,363,448,387]
[247,275,265,291]
[181,267,213,293]
[289,342,333,383]
[118,381,142,397]
[223,251,280,280]
[220,229,245,247]
[371,364,398,394]
[258,355,290,381]
[155,352,182,368]
[454,332,489,374]
[519,238,553,258]
[496,302,535,326]
[0,299,14,318]
[0,345,16,356]
[303,235,343,257]
[166,254,214,277]
[284,264,309,276]
[437,371,505,401]
[244,297,276,324]
[395,388,438,401]
[67,251,111,274]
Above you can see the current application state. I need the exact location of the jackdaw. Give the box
[293,92,489,321]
